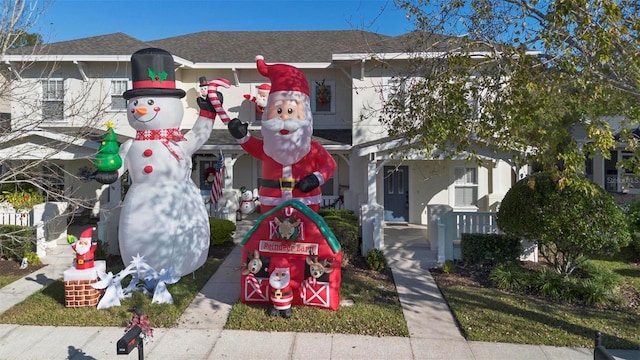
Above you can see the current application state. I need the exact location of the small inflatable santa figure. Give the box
[243,83,271,115]
[228,56,337,213]
[68,227,98,270]
[268,257,296,318]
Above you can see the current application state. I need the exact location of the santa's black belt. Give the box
[272,290,293,298]
[259,178,296,191]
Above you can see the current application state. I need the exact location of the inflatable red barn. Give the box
[240,199,342,310]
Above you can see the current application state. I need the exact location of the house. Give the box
[0,31,520,255]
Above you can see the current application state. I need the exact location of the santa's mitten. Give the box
[228,118,248,139]
[296,174,320,192]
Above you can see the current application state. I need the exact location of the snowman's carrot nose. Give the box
[136,107,148,115]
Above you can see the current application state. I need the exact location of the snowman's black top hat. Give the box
[123,48,186,100]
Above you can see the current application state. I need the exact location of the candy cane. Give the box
[208,78,231,125]
[245,273,262,296]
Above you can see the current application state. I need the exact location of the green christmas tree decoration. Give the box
[94,121,122,172]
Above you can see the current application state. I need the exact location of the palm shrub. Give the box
[365,248,387,272]
[490,260,621,305]
[489,263,529,291]
[497,172,631,275]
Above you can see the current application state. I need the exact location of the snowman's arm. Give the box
[182,114,213,156]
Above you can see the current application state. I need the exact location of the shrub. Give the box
[321,209,359,263]
[209,217,236,247]
[318,209,358,223]
[23,250,41,265]
[0,189,45,210]
[365,248,387,272]
[461,233,521,265]
[491,260,621,305]
[497,172,631,274]
[0,225,36,261]
[489,263,529,291]
[324,218,359,262]
[624,199,640,257]
[442,260,455,274]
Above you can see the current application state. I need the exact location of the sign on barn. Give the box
[240,199,342,312]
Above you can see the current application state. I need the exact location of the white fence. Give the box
[0,211,32,226]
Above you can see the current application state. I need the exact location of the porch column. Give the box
[218,153,239,222]
[97,181,122,255]
[592,152,605,188]
[360,153,384,255]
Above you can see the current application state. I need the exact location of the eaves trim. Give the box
[2,54,193,67]
[333,50,541,61]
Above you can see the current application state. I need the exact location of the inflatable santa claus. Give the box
[68,227,98,270]
[228,56,336,213]
[268,257,297,318]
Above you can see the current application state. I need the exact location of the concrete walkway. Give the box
[0,222,637,359]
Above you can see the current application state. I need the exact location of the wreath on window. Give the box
[315,79,331,106]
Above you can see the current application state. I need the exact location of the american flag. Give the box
[210,150,225,204]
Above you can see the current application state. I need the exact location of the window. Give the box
[620,151,640,193]
[385,77,408,102]
[110,80,128,111]
[311,79,335,113]
[41,164,65,201]
[42,79,64,121]
[454,167,477,207]
[320,177,334,196]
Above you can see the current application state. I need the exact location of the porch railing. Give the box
[428,205,500,264]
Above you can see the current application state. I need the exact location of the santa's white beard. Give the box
[261,116,311,165]
[269,271,291,290]
[75,241,91,255]
[256,96,268,108]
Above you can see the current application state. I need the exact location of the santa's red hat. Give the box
[79,227,95,242]
[268,257,290,273]
[257,83,271,92]
[256,56,309,97]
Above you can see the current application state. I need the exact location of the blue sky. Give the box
[36,0,415,43]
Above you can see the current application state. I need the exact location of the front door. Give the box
[383,165,409,222]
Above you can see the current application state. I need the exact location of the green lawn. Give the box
[0,257,224,327]
[436,256,640,349]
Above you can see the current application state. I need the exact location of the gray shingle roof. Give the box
[7,31,411,62]
[6,32,152,56]
[147,30,399,63]
[7,30,474,63]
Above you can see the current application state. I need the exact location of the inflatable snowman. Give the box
[239,187,256,215]
[94,48,230,277]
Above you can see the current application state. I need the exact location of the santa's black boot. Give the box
[281,307,292,318]
[268,307,279,316]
